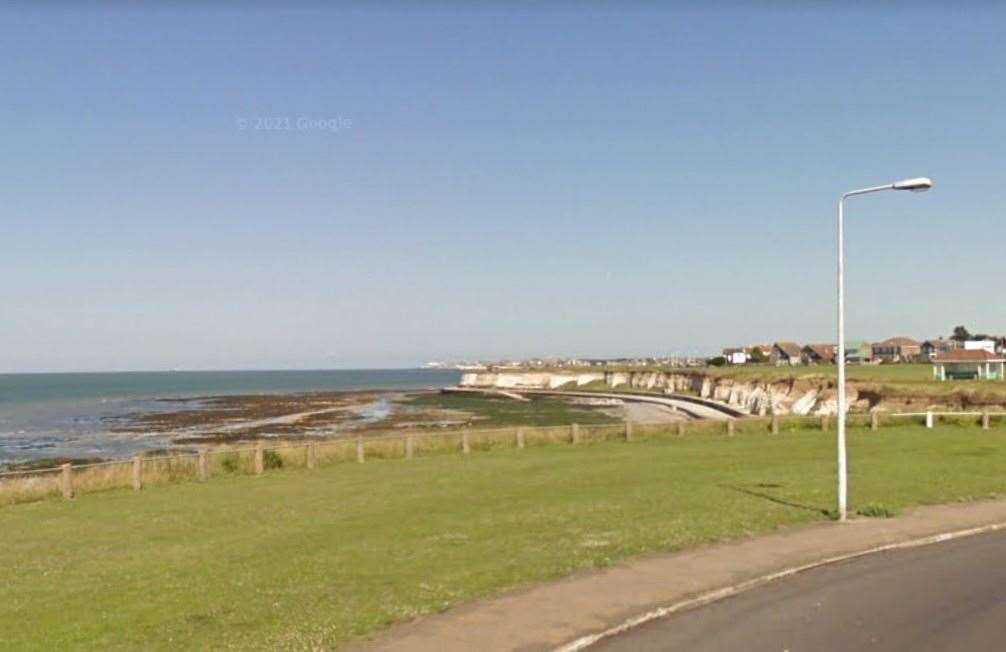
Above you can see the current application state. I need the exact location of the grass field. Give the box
[520,363,1006,398]
[697,363,1006,401]
[704,362,937,383]
[4,422,1006,650]
[521,363,945,384]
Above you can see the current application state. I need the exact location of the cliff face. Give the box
[459,371,863,416]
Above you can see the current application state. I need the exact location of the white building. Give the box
[721,348,749,364]
[964,339,996,354]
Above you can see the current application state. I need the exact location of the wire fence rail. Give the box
[1,410,1002,506]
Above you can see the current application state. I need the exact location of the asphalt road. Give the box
[592,529,1006,652]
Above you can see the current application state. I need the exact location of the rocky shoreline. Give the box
[108,389,470,443]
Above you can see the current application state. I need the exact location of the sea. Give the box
[0,369,460,464]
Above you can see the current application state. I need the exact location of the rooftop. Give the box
[803,344,836,361]
[773,341,802,357]
[876,337,921,347]
[933,350,1005,363]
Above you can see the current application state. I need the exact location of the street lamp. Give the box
[836,177,932,521]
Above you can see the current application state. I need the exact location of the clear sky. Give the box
[3,4,1005,371]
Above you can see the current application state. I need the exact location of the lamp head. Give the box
[892,177,933,192]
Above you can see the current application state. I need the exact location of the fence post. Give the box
[356,437,366,463]
[405,434,415,460]
[771,415,780,435]
[820,415,829,431]
[254,442,265,475]
[571,423,580,445]
[726,420,735,436]
[462,430,471,455]
[982,411,990,430]
[624,421,633,441]
[925,411,934,429]
[197,450,208,481]
[677,421,686,437]
[307,442,317,469]
[60,463,74,500]
[516,428,526,449]
[131,455,143,491]
[869,411,878,431]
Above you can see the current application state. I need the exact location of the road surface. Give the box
[593,528,1006,652]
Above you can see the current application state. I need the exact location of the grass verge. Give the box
[3,423,1006,649]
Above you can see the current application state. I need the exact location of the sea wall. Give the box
[459,371,862,416]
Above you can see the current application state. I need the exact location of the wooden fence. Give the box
[1,411,1001,506]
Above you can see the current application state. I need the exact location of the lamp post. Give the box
[837,177,932,521]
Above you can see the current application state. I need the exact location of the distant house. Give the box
[871,337,921,362]
[921,338,959,360]
[747,344,772,363]
[801,344,836,365]
[770,342,802,366]
[844,340,872,364]
[933,349,1006,381]
[721,347,749,365]
[964,339,997,354]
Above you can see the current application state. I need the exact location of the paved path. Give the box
[517,389,740,420]
[594,528,1006,651]
[444,386,742,420]
[353,499,1006,652]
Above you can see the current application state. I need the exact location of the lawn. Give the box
[4,423,1006,650]
[702,363,1006,400]
[526,363,944,384]
[704,363,938,383]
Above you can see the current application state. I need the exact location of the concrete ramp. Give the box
[442,387,743,420]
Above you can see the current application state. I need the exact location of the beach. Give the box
[0,369,459,465]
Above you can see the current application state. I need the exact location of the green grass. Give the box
[485,364,1006,405]
[405,393,620,427]
[4,423,1006,650]
[706,361,999,386]
[703,363,936,383]
[690,364,1006,403]
[514,363,944,384]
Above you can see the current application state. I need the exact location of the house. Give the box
[770,342,802,366]
[920,338,959,360]
[721,347,749,364]
[933,349,1006,381]
[871,337,921,362]
[844,340,872,364]
[964,339,997,354]
[801,344,836,365]
[742,344,771,363]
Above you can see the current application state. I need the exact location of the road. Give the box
[593,529,1006,652]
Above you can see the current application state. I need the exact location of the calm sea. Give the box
[0,369,459,464]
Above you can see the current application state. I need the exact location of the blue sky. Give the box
[3,4,1005,371]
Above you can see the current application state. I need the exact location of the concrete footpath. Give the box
[352,498,1006,652]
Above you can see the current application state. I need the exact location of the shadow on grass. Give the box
[721,483,832,517]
